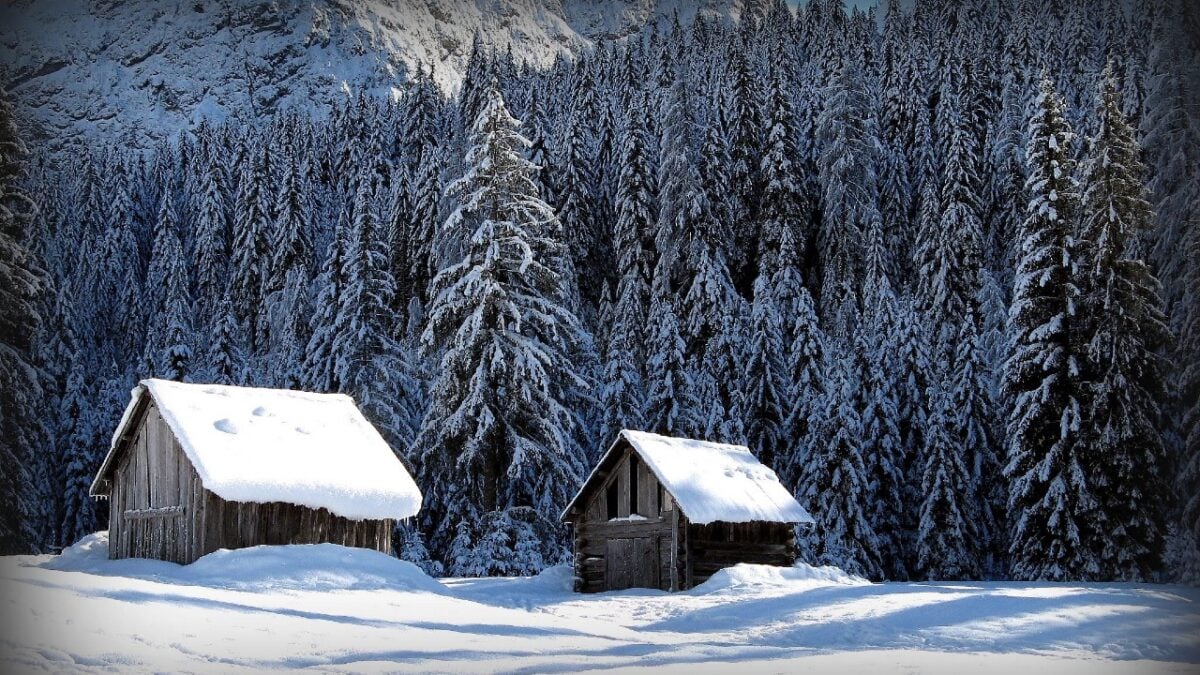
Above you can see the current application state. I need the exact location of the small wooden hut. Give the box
[90,379,422,564]
[561,430,813,593]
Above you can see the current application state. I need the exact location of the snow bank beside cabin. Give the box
[45,532,444,593]
[105,379,421,521]
[694,561,870,593]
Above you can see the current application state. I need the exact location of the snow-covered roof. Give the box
[91,379,422,521]
[563,430,813,525]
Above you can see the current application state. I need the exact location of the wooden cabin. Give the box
[561,430,813,593]
[90,379,422,564]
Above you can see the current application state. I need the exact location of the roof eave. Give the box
[88,385,151,497]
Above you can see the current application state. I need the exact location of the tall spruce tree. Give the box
[0,93,41,553]
[190,149,232,331]
[601,105,656,439]
[644,263,698,437]
[415,82,590,575]
[798,348,883,580]
[1076,69,1171,581]
[741,274,789,473]
[229,142,272,353]
[917,369,982,580]
[1005,78,1093,581]
[781,277,825,493]
[816,60,877,337]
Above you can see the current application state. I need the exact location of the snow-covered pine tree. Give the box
[655,68,704,291]
[304,208,352,393]
[204,295,246,385]
[816,60,877,338]
[557,86,602,309]
[1075,67,1171,581]
[1005,77,1093,581]
[699,98,736,271]
[741,274,789,473]
[58,357,99,547]
[917,88,984,367]
[797,347,883,580]
[334,178,417,455]
[656,66,746,433]
[261,146,315,387]
[958,297,1007,575]
[27,287,77,550]
[415,81,590,575]
[643,263,698,437]
[857,220,908,580]
[190,148,232,332]
[780,274,825,493]
[141,194,193,382]
[757,67,806,286]
[265,151,312,305]
[386,163,418,310]
[917,369,982,580]
[985,78,1029,287]
[680,238,746,438]
[600,104,656,440]
[229,142,272,354]
[408,145,443,304]
[728,45,763,233]
[0,92,41,553]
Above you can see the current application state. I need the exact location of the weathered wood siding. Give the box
[684,521,796,588]
[109,400,202,563]
[572,442,679,593]
[107,399,392,564]
[568,439,798,593]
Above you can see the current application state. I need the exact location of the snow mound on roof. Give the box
[620,430,813,525]
[694,562,869,593]
[45,532,444,594]
[105,379,421,521]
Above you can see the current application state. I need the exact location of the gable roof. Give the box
[562,430,813,525]
[90,379,422,521]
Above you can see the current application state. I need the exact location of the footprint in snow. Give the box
[213,418,237,434]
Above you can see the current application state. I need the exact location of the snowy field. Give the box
[2,534,1198,674]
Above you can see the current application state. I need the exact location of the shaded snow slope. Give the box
[0,0,755,149]
[94,379,422,521]
[2,532,1198,672]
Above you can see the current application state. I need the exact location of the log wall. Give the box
[684,521,796,588]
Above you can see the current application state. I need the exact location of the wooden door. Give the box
[606,537,660,590]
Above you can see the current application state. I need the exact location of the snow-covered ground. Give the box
[2,533,1198,674]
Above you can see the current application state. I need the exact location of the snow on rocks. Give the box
[615,430,813,525]
[95,379,421,521]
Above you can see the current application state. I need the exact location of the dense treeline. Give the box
[2,0,1198,582]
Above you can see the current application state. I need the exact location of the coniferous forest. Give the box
[2,0,1199,584]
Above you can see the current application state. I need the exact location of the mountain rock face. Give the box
[0,0,755,149]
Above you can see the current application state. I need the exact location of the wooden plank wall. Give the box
[199,495,392,558]
[575,519,673,592]
[683,521,796,588]
[573,444,678,593]
[110,402,201,564]
[109,400,393,565]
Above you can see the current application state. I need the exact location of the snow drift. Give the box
[44,532,444,594]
